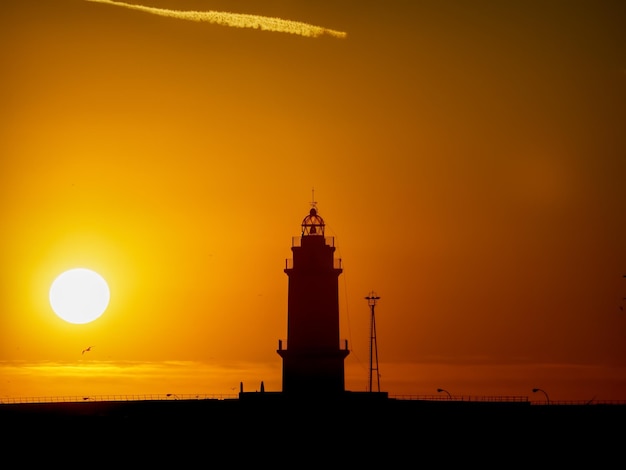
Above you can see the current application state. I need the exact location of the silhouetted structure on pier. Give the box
[277,202,349,395]
[240,201,386,400]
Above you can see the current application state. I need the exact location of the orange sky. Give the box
[1,0,625,403]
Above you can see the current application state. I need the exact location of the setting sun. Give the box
[49,268,110,324]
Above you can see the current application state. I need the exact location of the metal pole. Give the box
[373,308,380,393]
[365,292,380,392]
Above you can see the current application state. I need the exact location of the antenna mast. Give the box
[365,291,381,392]
[310,187,317,210]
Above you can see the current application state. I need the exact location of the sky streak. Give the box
[85,0,347,39]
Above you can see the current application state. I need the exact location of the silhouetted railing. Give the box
[277,339,349,351]
[1,393,625,406]
[291,236,335,248]
[391,394,529,403]
[390,394,626,405]
[284,258,342,270]
[0,393,238,405]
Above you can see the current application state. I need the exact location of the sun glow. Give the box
[49,268,110,324]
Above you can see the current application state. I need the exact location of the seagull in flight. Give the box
[82,346,93,355]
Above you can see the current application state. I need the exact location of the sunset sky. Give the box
[1,0,625,402]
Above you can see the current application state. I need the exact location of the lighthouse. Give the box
[277,202,350,395]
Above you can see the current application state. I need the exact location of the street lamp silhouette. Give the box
[532,388,550,404]
[437,388,452,399]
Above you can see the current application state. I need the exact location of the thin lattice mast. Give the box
[365,291,381,392]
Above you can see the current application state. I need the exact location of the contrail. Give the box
[85,0,347,39]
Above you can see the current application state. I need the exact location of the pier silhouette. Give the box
[2,205,624,462]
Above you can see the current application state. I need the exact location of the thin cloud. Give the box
[85,0,347,39]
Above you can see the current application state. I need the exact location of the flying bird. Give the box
[82,346,93,354]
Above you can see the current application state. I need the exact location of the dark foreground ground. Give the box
[2,395,625,465]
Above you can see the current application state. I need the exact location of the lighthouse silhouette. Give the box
[277,201,350,396]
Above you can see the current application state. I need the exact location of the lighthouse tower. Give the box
[277,202,350,396]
